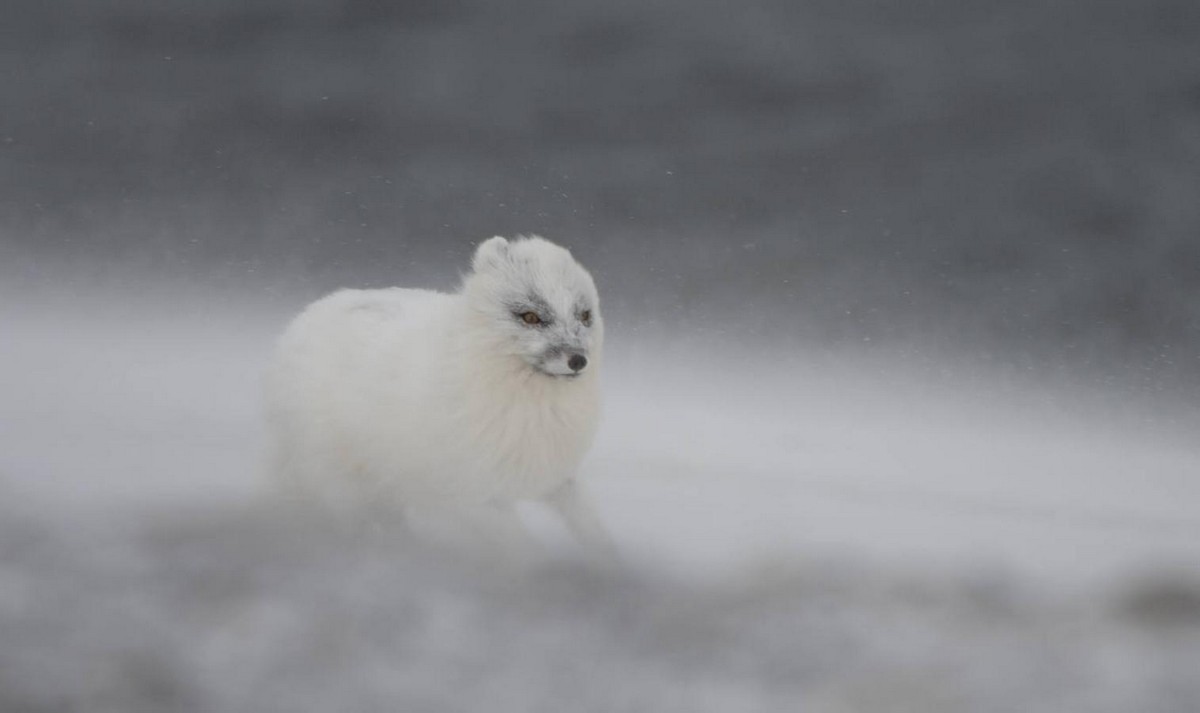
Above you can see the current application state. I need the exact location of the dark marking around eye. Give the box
[511,307,550,327]
[511,294,555,327]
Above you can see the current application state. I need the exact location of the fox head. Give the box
[462,235,603,379]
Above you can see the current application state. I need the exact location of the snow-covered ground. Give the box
[595,352,1200,588]
[2,293,1199,710]
[4,295,1198,582]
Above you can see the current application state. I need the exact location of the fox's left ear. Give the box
[472,236,510,273]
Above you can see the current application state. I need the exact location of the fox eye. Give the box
[579,310,592,326]
[520,311,541,325]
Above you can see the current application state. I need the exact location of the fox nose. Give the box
[567,354,588,372]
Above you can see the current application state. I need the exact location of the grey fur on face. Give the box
[466,236,602,379]
[514,296,592,376]
[509,294,557,326]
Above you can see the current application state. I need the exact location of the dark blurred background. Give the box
[3,0,1199,391]
[4,5,1200,709]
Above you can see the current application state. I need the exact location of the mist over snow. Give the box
[2,0,1200,709]
[2,284,1199,710]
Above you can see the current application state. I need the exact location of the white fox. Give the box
[264,236,613,561]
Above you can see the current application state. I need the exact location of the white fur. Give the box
[264,236,612,560]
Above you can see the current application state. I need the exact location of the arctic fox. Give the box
[264,236,613,561]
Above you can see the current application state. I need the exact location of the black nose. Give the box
[567,354,588,372]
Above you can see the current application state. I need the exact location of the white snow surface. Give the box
[2,293,1199,710]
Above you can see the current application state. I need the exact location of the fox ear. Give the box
[472,236,510,273]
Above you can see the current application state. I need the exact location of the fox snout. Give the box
[537,346,591,378]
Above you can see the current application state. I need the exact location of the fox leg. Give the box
[545,479,619,566]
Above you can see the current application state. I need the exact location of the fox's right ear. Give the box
[472,236,510,273]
